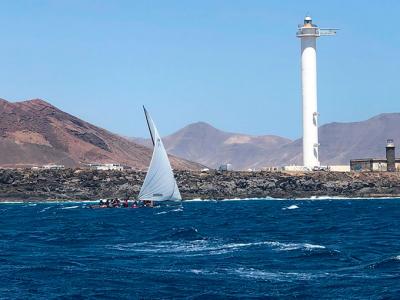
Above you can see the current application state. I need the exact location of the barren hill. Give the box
[133,122,292,169]
[133,114,400,169]
[0,98,201,170]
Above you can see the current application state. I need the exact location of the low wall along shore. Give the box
[1,169,400,201]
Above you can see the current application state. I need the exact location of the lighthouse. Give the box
[296,16,337,170]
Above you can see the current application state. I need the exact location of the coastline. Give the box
[1,168,400,202]
[1,196,400,204]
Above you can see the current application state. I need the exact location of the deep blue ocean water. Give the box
[0,199,399,299]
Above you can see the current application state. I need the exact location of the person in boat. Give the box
[143,200,154,208]
[105,199,111,208]
[99,200,108,208]
[112,198,121,208]
[132,200,139,208]
[123,199,129,208]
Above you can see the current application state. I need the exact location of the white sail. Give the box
[138,107,182,202]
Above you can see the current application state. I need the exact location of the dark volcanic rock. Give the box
[0,169,400,201]
[67,130,111,152]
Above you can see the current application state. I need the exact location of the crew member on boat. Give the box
[143,200,154,208]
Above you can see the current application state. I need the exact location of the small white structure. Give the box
[282,165,309,172]
[42,164,65,170]
[262,166,281,172]
[297,16,337,170]
[329,165,351,172]
[89,163,124,171]
[219,164,233,171]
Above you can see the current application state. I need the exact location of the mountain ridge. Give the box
[133,113,400,169]
[132,122,293,170]
[0,98,203,170]
[2,97,398,171]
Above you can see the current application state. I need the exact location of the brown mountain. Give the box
[266,113,400,166]
[319,113,400,164]
[0,98,202,170]
[133,122,292,170]
[133,114,400,169]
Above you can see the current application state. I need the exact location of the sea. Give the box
[0,199,399,299]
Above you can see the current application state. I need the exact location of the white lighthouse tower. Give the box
[296,16,337,170]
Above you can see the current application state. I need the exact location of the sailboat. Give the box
[138,107,182,204]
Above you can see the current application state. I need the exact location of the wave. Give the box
[60,205,80,210]
[39,206,52,213]
[185,197,277,202]
[363,254,400,270]
[232,267,326,282]
[282,205,299,210]
[167,227,202,240]
[145,267,327,282]
[3,196,399,205]
[156,207,183,215]
[300,196,400,201]
[183,196,400,202]
[266,241,325,251]
[189,269,219,276]
[334,254,400,274]
[0,200,99,205]
[107,239,326,257]
[184,198,218,202]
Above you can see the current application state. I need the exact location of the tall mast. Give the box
[143,106,155,146]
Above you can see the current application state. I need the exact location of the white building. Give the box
[88,163,124,171]
[262,167,281,172]
[282,165,309,172]
[42,164,65,170]
[328,165,350,172]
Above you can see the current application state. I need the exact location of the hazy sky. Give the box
[0,1,399,139]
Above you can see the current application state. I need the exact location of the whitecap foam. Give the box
[394,255,400,261]
[283,205,299,210]
[145,267,327,282]
[303,243,326,250]
[184,198,217,202]
[265,241,325,251]
[183,197,279,202]
[60,206,80,210]
[183,196,400,202]
[39,207,51,213]
[156,207,183,215]
[221,197,277,201]
[189,269,219,275]
[233,268,326,282]
[107,239,326,257]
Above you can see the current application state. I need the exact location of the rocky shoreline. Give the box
[1,169,400,202]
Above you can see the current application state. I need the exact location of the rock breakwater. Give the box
[1,169,400,201]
